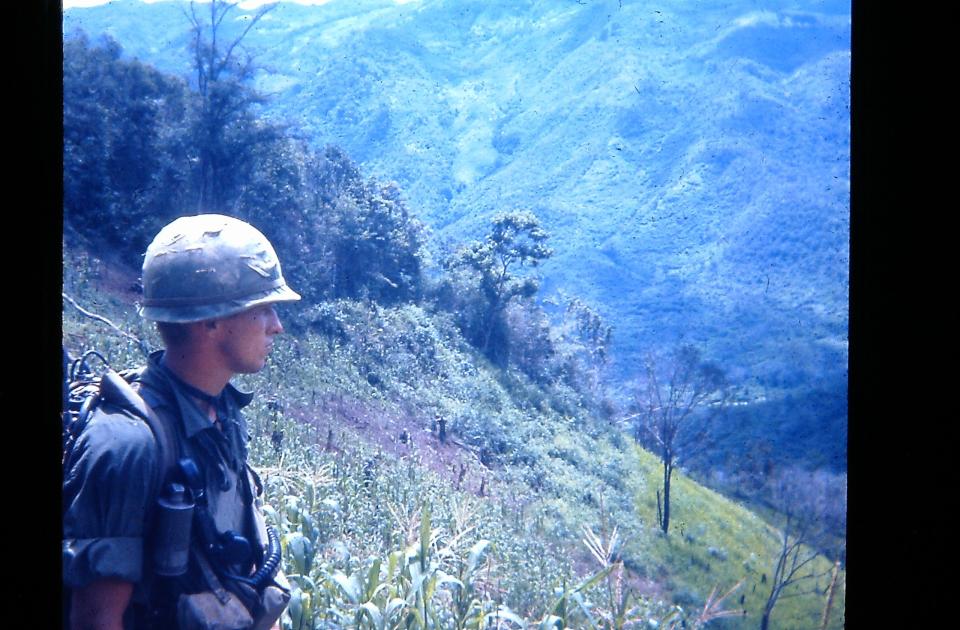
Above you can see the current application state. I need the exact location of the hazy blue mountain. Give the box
[63,0,850,468]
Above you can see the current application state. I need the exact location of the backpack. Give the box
[62,349,178,512]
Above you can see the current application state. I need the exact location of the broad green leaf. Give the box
[407,560,428,598]
[289,589,312,630]
[300,513,315,538]
[434,569,465,592]
[287,589,304,630]
[572,564,615,596]
[404,607,425,628]
[384,597,408,621]
[466,539,492,578]
[261,504,280,528]
[493,605,527,629]
[419,503,432,572]
[285,532,313,575]
[333,570,362,604]
[288,574,316,593]
[422,572,438,603]
[285,496,302,524]
[364,557,383,601]
[356,601,384,630]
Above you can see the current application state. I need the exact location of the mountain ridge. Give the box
[62,0,850,463]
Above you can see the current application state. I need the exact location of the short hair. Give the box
[155,321,194,349]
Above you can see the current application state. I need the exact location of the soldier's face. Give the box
[215,304,284,374]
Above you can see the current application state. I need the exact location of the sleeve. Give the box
[62,409,160,589]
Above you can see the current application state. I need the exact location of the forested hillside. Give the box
[60,2,848,627]
[63,242,846,630]
[63,0,849,507]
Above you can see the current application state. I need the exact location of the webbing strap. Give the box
[98,369,179,500]
[194,544,233,605]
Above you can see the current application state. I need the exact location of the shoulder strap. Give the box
[98,369,179,496]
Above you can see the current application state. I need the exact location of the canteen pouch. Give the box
[250,583,291,630]
[177,590,254,630]
[224,574,290,630]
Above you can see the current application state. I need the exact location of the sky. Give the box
[63,0,337,9]
[62,0,422,9]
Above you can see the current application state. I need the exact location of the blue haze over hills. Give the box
[64,0,850,471]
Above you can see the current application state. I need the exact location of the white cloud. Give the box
[732,11,779,29]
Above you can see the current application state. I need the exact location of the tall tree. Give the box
[63,32,193,258]
[452,211,552,363]
[630,345,729,534]
[186,0,273,213]
[306,146,427,304]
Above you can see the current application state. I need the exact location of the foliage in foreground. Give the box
[255,435,736,630]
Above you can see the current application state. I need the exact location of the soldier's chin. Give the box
[238,358,268,374]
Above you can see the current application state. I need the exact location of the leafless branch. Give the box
[62,292,150,357]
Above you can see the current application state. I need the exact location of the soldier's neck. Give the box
[160,347,232,398]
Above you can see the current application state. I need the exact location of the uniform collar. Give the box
[144,350,254,438]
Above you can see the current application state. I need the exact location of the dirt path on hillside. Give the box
[285,396,500,500]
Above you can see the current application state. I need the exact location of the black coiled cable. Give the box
[70,350,110,383]
[223,524,283,590]
[248,525,283,588]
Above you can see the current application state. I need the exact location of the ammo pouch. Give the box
[178,491,290,630]
[177,589,253,630]
[252,584,291,630]
[176,586,289,630]
[177,551,290,630]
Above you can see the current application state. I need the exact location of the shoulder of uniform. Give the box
[124,364,174,411]
[79,406,160,463]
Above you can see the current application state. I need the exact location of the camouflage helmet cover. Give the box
[139,214,301,323]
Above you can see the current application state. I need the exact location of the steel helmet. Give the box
[139,214,301,323]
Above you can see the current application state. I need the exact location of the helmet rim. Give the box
[139,282,301,323]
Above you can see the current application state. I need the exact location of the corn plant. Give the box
[274,497,527,630]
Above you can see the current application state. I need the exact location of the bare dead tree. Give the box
[759,468,845,630]
[630,345,729,535]
[62,292,151,357]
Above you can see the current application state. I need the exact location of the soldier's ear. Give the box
[191,319,218,342]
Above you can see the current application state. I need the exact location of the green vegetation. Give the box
[446,210,552,366]
[61,8,846,626]
[62,247,845,629]
[62,0,851,500]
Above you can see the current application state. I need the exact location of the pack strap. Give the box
[98,369,179,499]
[194,544,234,606]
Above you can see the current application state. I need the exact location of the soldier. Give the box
[63,214,300,629]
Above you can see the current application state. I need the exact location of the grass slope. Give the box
[62,247,844,629]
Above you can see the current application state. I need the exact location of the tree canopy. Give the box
[449,211,553,364]
[62,33,427,309]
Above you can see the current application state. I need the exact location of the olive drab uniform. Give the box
[62,351,289,628]
[63,214,300,629]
